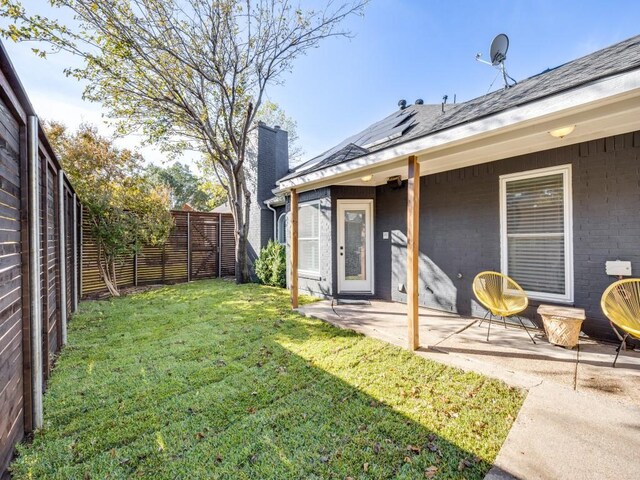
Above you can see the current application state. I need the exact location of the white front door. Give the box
[337,200,374,294]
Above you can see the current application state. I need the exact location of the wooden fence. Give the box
[0,41,81,475]
[0,37,237,475]
[80,210,236,296]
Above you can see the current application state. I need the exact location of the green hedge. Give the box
[254,240,286,287]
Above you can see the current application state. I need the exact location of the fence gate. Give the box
[189,213,219,280]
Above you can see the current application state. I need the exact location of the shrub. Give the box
[254,240,286,288]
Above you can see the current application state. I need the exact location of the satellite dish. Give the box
[475,33,517,88]
[490,34,509,66]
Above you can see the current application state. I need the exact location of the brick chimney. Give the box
[246,123,289,274]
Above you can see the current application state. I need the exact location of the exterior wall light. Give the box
[549,125,575,138]
[361,174,373,182]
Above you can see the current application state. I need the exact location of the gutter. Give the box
[265,202,277,240]
[264,196,286,239]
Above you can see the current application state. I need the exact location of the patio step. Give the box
[334,299,371,306]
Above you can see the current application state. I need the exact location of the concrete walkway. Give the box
[299,300,640,480]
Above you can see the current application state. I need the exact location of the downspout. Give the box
[28,115,43,429]
[266,201,277,240]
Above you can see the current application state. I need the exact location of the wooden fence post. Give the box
[41,159,51,380]
[133,253,138,287]
[78,204,83,298]
[187,212,191,282]
[161,244,166,282]
[72,193,78,312]
[27,115,43,429]
[20,122,33,433]
[58,172,67,345]
[218,213,222,278]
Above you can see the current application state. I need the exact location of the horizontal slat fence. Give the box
[81,210,236,297]
[0,38,235,474]
[0,88,25,477]
[0,39,82,476]
[220,214,236,277]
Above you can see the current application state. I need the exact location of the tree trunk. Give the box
[97,244,120,297]
[98,258,121,297]
[226,173,251,284]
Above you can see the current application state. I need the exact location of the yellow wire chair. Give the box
[601,279,640,367]
[472,271,536,344]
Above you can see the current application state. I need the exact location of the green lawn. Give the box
[12,280,523,479]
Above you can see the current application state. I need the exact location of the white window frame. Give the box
[276,212,287,244]
[297,200,321,277]
[499,164,574,303]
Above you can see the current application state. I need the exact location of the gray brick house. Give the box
[249,35,640,343]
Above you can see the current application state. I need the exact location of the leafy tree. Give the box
[0,0,367,283]
[198,180,228,211]
[147,162,225,211]
[257,101,304,166]
[47,122,173,296]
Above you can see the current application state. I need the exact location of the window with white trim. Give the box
[500,165,573,302]
[298,202,320,274]
[276,212,287,244]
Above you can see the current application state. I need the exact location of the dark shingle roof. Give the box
[282,34,640,182]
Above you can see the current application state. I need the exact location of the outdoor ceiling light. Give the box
[361,174,373,182]
[549,125,575,138]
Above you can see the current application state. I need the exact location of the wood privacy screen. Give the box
[0,41,82,475]
[81,210,236,296]
[0,38,235,473]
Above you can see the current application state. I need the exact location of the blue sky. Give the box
[3,0,640,166]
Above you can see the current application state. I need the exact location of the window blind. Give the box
[298,203,319,273]
[504,171,567,296]
[277,213,287,244]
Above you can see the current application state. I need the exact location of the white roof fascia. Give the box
[274,68,640,194]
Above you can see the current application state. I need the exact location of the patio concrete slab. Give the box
[299,300,640,480]
[300,300,640,405]
[575,341,640,406]
[430,321,580,392]
[488,381,640,480]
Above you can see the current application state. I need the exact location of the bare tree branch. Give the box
[0,0,368,282]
